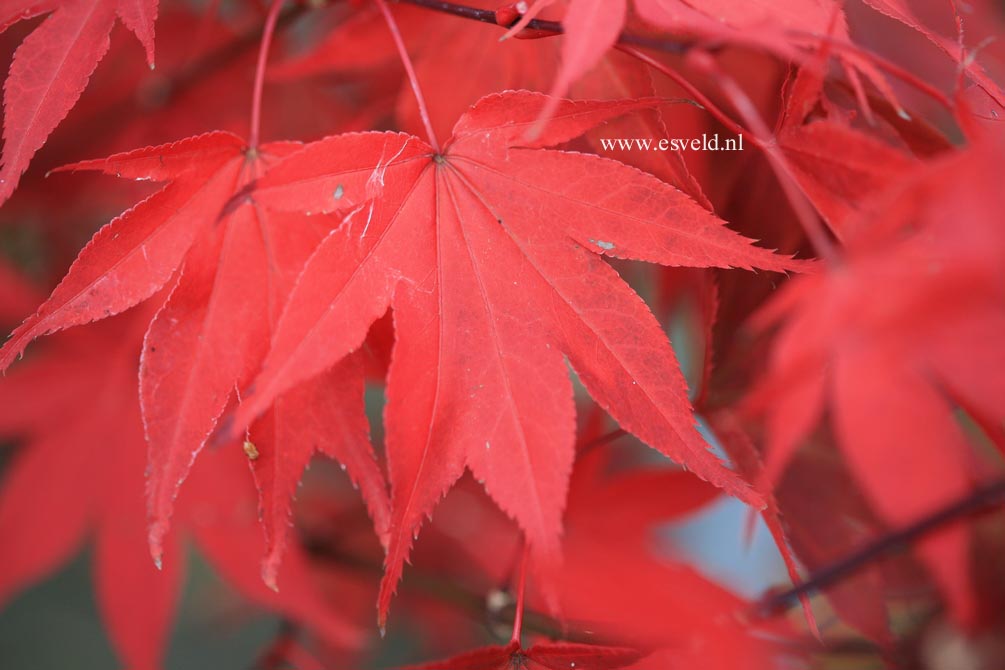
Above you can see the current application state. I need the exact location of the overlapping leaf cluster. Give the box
[0,1,1003,668]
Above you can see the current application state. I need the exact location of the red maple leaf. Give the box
[501,0,900,123]
[750,135,1005,625]
[275,2,709,205]
[0,0,157,204]
[517,0,1002,129]
[0,309,363,669]
[553,442,798,670]
[771,56,922,238]
[418,421,797,670]
[231,90,803,624]
[859,0,1005,107]
[770,442,894,644]
[0,130,390,585]
[1,1,1002,667]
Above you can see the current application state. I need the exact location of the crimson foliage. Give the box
[1,1,1003,668]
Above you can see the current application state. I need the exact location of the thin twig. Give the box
[756,477,1005,617]
[395,0,693,54]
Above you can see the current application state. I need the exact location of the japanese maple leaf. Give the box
[549,0,1005,118]
[554,442,797,670]
[779,120,918,239]
[272,1,555,143]
[773,60,919,238]
[274,1,700,202]
[859,0,1005,107]
[0,0,157,205]
[770,442,893,643]
[526,0,998,127]
[0,130,389,585]
[421,425,796,670]
[653,267,839,638]
[404,640,641,670]
[511,0,900,122]
[279,4,708,205]
[750,136,1005,625]
[232,91,802,624]
[0,311,363,669]
[294,483,492,667]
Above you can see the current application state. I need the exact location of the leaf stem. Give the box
[376,0,441,152]
[621,45,837,261]
[615,47,749,142]
[786,30,954,111]
[510,540,530,645]
[684,51,839,263]
[248,0,285,150]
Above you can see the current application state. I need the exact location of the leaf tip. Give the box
[147,516,170,571]
[262,556,281,592]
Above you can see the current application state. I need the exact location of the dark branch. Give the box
[757,477,1005,617]
[394,0,695,54]
[396,0,953,112]
[395,0,501,24]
